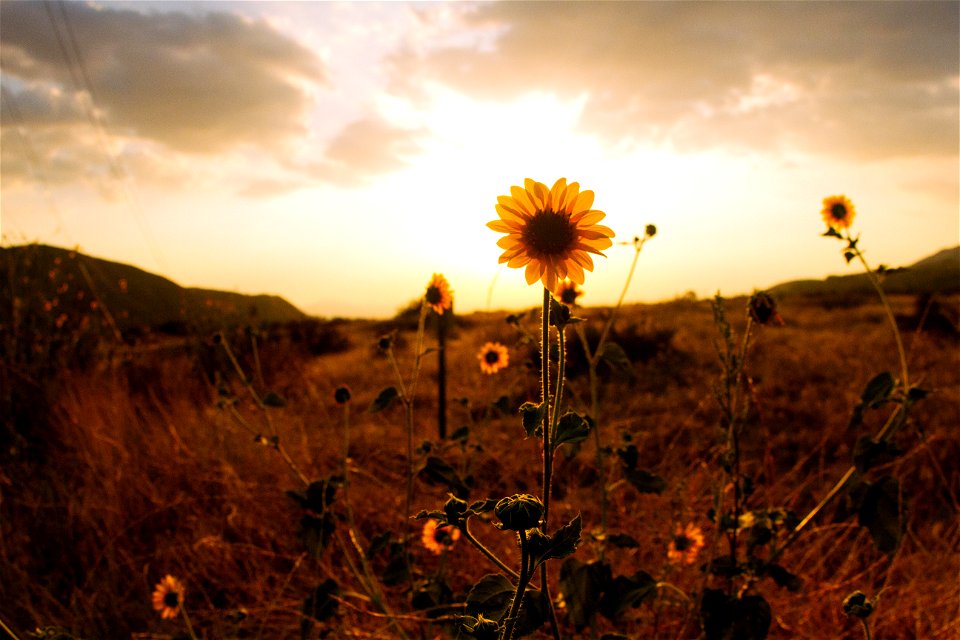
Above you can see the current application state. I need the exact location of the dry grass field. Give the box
[1,292,958,640]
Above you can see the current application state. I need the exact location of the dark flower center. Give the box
[163,591,180,608]
[522,209,576,256]
[831,203,848,220]
[560,288,578,305]
[673,535,691,551]
[485,350,500,364]
[425,286,443,305]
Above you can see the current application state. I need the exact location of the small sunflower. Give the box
[821,195,856,231]
[488,178,615,292]
[477,342,509,375]
[151,574,184,620]
[421,519,461,555]
[424,273,453,315]
[555,279,583,307]
[667,523,705,565]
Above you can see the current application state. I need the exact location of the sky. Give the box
[2,0,958,318]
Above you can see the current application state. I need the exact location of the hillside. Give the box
[0,244,307,336]
[768,245,960,298]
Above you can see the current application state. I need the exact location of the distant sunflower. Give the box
[477,342,509,375]
[556,279,583,307]
[488,178,615,292]
[821,195,856,231]
[421,519,461,555]
[424,273,453,315]
[667,523,705,565]
[152,574,184,620]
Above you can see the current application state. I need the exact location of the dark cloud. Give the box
[392,1,959,159]
[0,1,324,162]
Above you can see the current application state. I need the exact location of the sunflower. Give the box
[667,523,705,565]
[477,341,509,374]
[151,574,185,620]
[424,273,453,315]
[421,519,461,555]
[555,279,583,307]
[488,178,615,292]
[821,195,856,231]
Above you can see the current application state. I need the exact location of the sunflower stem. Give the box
[179,602,200,640]
[500,529,531,640]
[437,311,448,439]
[541,287,552,528]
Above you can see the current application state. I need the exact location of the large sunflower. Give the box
[821,195,856,231]
[488,178,615,292]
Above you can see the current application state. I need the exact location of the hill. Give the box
[0,244,307,336]
[767,245,960,298]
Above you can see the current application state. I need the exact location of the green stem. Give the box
[861,618,872,640]
[462,522,520,580]
[500,530,530,640]
[849,239,909,389]
[541,287,552,527]
[438,313,448,439]
[180,603,200,640]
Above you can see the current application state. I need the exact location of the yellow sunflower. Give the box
[424,273,453,315]
[421,519,461,555]
[488,178,615,292]
[667,523,705,565]
[555,279,583,307]
[151,574,184,620]
[477,341,509,374]
[821,195,856,231]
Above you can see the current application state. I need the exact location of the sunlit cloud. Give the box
[392,2,959,159]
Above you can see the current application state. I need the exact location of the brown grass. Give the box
[1,294,958,639]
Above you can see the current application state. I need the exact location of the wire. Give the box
[38,0,169,271]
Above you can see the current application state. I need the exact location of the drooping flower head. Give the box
[152,574,185,620]
[477,341,509,374]
[421,519,461,555]
[555,280,583,308]
[424,273,453,315]
[667,523,705,565]
[821,195,856,231]
[488,178,615,292]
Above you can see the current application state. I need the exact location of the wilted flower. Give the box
[488,178,615,292]
[821,195,856,231]
[151,575,184,620]
[667,523,705,565]
[424,273,453,315]
[477,342,509,375]
[555,280,583,307]
[421,519,461,555]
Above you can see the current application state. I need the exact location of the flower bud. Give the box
[494,494,544,531]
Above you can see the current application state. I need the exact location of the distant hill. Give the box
[768,246,960,298]
[0,244,307,336]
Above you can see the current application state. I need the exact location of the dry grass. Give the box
[1,294,958,639]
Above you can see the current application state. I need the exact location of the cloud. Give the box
[1,0,325,177]
[391,1,959,159]
[302,116,424,187]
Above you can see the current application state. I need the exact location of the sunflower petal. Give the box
[571,209,606,225]
[572,190,594,215]
[525,261,541,285]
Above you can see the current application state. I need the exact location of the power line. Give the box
[38,0,169,272]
